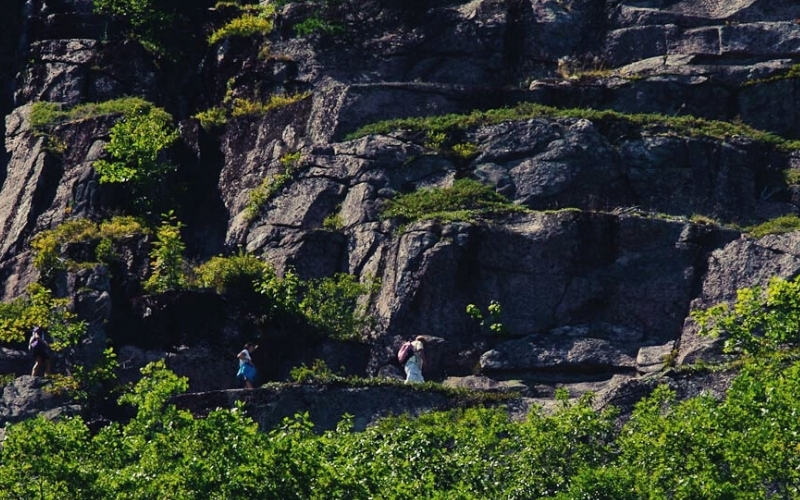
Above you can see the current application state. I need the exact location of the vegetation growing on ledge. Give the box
[244,151,304,220]
[208,2,276,45]
[30,97,156,132]
[745,214,800,239]
[743,63,800,87]
[30,216,151,282]
[195,92,311,130]
[347,101,800,152]
[381,178,527,224]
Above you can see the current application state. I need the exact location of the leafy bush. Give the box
[256,264,303,320]
[322,211,344,231]
[691,275,800,356]
[93,0,174,54]
[93,102,178,211]
[382,178,526,224]
[194,250,268,294]
[289,359,342,383]
[0,283,82,346]
[0,283,115,397]
[30,217,150,281]
[194,106,228,130]
[231,93,311,118]
[451,142,481,160]
[299,273,380,340]
[208,3,276,45]
[254,267,378,340]
[143,211,188,293]
[98,215,150,240]
[30,218,99,281]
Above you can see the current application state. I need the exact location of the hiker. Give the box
[236,342,259,388]
[400,335,426,384]
[28,326,51,377]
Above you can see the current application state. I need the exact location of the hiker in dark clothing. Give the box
[28,326,51,377]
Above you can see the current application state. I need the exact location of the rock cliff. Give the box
[2,0,800,430]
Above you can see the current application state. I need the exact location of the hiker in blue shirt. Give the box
[236,342,259,388]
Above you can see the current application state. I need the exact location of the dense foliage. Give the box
[691,275,800,355]
[93,103,178,211]
[2,355,800,498]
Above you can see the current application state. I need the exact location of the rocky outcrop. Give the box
[2,0,800,427]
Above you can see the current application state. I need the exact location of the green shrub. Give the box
[254,268,378,340]
[29,101,69,131]
[451,142,481,160]
[289,359,342,383]
[382,178,526,224]
[194,251,268,294]
[194,106,228,130]
[230,93,311,118]
[784,168,800,186]
[255,265,303,320]
[143,211,188,293]
[93,0,174,54]
[93,102,178,211]
[299,273,380,340]
[5,354,800,497]
[423,130,446,151]
[293,15,344,36]
[0,283,81,345]
[208,3,276,45]
[98,215,150,240]
[30,230,67,283]
[30,216,150,280]
[691,275,800,356]
[746,214,800,238]
[322,212,344,231]
[195,93,310,132]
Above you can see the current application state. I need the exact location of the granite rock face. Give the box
[2,0,800,425]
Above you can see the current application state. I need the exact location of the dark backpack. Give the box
[29,337,48,356]
[397,341,415,364]
[29,338,42,355]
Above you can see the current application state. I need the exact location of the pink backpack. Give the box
[397,341,414,364]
